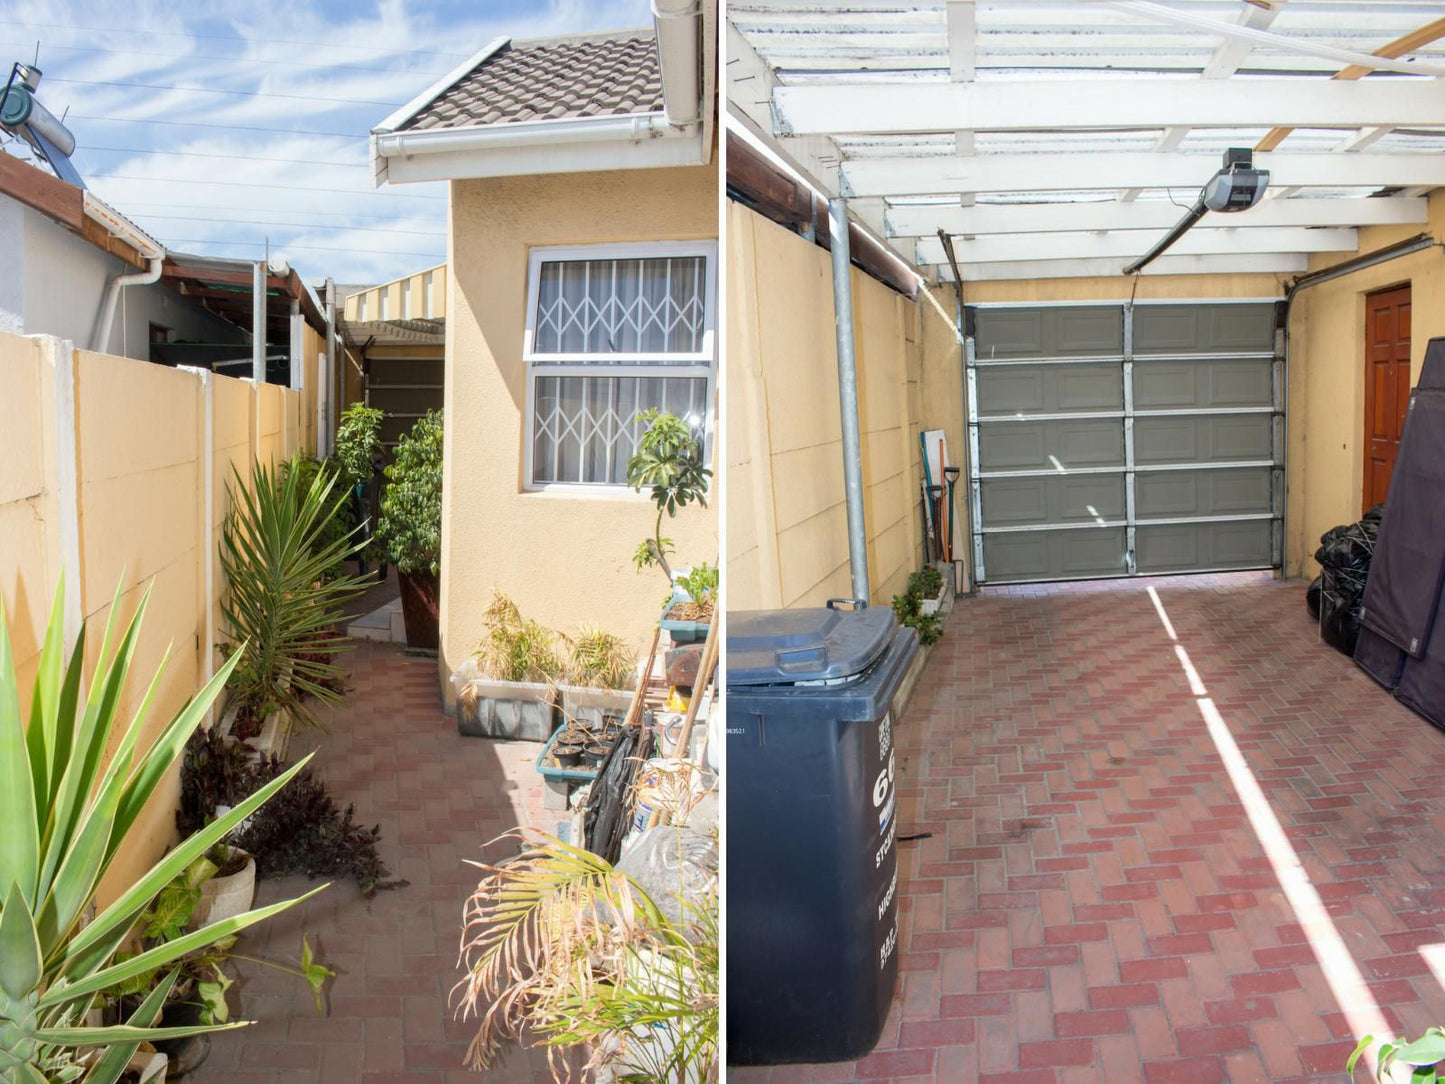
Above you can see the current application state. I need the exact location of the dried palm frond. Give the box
[473,591,561,684]
[563,626,637,691]
[454,830,718,1083]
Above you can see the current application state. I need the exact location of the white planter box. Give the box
[191,848,256,929]
[456,678,557,742]
[220,703,291,764]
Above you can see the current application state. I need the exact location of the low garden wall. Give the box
[0,330,315,904]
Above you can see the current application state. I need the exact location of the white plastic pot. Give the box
[191,848,256,929]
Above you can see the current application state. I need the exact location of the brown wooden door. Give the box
[1364,284,1412,512]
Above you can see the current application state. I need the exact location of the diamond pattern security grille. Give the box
[532,375,707,485]
[533,256,706,357]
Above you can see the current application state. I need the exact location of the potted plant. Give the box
[376,409,443,649]
[190,843,256,929]
[453,593,561,742]
[0,576,322,1081]
[661,562,717,645]
[332,402,386,571]
[556,625,638,738]
[891,577,944,646]
[912,565,949,616]
[219,456,371,760]
[626,409,716,633]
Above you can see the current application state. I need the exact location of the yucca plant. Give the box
[0,578,322,1083]
[220,457,372,732]
[454,831,718,1084]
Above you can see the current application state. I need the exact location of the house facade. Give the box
[372,10,719,704]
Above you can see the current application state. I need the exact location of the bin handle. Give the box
[776,644,828,671]
[826,597,868,611]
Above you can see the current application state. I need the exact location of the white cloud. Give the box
[3,0,653,281]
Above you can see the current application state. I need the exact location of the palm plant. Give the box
[220,457,372,732]
[0,578,321,1083]
[454,831,718,1084]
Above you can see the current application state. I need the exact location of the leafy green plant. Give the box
[281,456,356,584]
[376,410,444,578]
[0,577,320,1083]
[220,457,372,733]
[563,627,636,691]
[109,856,333,1026]
[908,566,943,600]
[891,575,943,646]
[332,403,384,493]
[675,563,718,606]
[475,593,561,685]
[627,410,711,587]
[454,831,718,1083]
[177,727,405,898]
[1348,1029,1445,1082]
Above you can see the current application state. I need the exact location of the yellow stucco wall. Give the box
[440,165,719,702]
[726,203,965,612]
[1287,193,1445,577]
[0,330,315,905]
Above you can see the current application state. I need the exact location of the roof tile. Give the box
[401,32,664,132]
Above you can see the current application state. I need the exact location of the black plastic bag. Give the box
[1316,522,1375,571]
[1306,575,1322,620]
[1319,569,1363,656]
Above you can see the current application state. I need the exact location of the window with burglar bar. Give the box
[524,241,716,489]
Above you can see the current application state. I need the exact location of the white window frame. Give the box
[522,240,717,493]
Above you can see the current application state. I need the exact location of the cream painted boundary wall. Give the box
[727,203,968,611]
[439,166,719,706]
[0,330,314,905]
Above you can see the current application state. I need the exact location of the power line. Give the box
[102,198,441,223]
[91,174,446,199]
[126,211,445,237]
[5,20,475,60]
[162,237,444,258]
[68,114,361,140]
[78,145,368,168]
[0,38,449,79]
[43,75,404,108]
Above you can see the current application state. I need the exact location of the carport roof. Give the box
[727,1,1445,283]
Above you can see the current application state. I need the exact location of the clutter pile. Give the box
[1308,504,1384,655]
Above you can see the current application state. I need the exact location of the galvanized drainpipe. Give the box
[829,197,871,603]
[252,261,266,384]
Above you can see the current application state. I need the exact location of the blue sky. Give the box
[1,0,653,285]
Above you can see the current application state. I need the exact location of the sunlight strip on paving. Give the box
[1146,586,1402,1081]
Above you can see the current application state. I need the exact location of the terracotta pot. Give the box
[398,571,440,650]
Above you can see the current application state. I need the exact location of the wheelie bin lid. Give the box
[726,604,897,686]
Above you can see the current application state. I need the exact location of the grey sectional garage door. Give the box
[965,302,1284,584]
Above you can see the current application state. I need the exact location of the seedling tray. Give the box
[535,725,603,784]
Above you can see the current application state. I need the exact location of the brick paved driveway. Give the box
[732,572,1445,1083]
[190,642,560,1083]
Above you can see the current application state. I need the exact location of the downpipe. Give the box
[91,257,162,353]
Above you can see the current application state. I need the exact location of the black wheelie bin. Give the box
[726,600,920,1065]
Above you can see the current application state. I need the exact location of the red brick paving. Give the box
[729,573,1445,1083]
[189,641,560,1083]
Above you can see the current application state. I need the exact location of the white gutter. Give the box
[652,0,703,127]
[84,192,166,354]
[374,111,676,161]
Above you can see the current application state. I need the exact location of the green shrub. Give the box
[376,410,443,577]
[333,403,384,492]
[891,566,945,646]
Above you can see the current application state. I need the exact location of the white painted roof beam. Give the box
[934,252,1309,283]
[1119,0,1284,202]
[886,196,1427,238]
[775,80,1445,137]
[917,226,1357,265]
[843,152,1445,198]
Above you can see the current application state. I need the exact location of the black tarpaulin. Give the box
[1359,339,1445,658]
